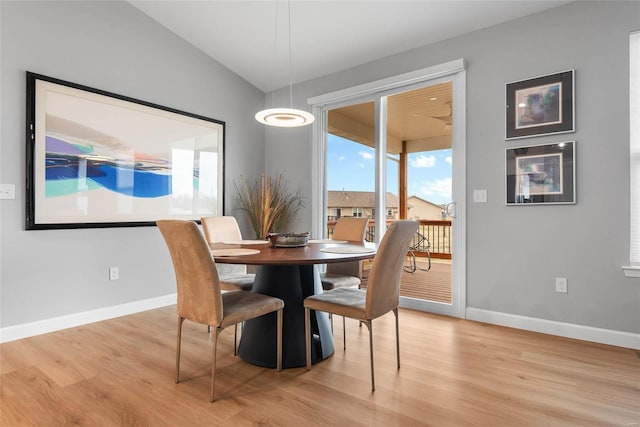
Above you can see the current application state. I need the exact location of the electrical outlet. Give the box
[109,266,119,281]
[0,184,16,200]
[555,277,567,293]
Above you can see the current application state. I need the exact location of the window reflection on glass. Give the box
[171,147,195,213]
[198,150,218,214]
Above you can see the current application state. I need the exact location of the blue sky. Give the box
[327,134,452,205]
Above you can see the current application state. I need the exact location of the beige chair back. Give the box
[157,220,223,327]
[332,217,368,242]
[327,217,369,277]
[365,220,418,319]
[201,216,249,277]
[201,216,243,243]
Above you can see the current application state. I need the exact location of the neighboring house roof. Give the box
[407,194,445,210]
[327,191,398,208]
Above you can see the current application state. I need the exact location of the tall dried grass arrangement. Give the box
[235,174,305,239]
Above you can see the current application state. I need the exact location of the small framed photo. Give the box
[506,70,574,140]
[506,141,575,205]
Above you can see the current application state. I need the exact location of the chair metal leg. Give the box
[358,284,364,329]
[416,249,432,271]
[233,324,238,356]
[393,308,400,369]
[276,309,283,372]
[362,320,375,391]
[210,329,220,402]
[342,315,346,350]
[176,316,185,383]
[369,320,375,391]
[403,251,416,273]
[232,322,245,356]
[304,307,311,371]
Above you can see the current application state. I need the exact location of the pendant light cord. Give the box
[287,0,293,109]
[254,0,314,127]
[269,1,279,109]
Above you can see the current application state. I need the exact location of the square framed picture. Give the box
[506,70,574,140]
[506,141,575,205]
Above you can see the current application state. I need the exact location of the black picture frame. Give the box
[506,70,574,140]
[506,141,576,205]
[26,72,225,230]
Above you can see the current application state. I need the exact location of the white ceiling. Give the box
[129,1,571,93]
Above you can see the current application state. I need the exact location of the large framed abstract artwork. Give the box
[506,141,575,205]
[25,72,225,230]
[505,70,574,140]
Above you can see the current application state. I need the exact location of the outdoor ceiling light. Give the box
[255,0,314,128]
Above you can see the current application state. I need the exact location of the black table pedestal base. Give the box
[238,264,334,368]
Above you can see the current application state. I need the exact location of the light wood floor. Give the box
[1,306,638,426]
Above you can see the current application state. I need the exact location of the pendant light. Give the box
[255,0,314,127]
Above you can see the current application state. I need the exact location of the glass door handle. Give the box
[445,202,457,219]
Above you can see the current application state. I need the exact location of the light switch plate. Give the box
[0,184,16,200]
[473,189,488,203]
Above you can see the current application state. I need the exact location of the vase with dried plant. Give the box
[234,174,305,240]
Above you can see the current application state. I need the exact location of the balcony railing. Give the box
[327,219,452,259]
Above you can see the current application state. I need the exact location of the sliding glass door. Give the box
[310,60,466,318]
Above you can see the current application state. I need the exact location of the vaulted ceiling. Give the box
[129,1,571,152]
[129,1,571,92]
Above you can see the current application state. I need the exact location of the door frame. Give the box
[308,59,466,318]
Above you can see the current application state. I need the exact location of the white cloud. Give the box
[339,155,345,161]
[358,151,374,161]
[445,156,452,165]
[418,178,452,202]
[410,154,436,168]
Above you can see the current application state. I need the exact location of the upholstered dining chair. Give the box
[320,217,369,290]
[320,217,369,347]
[157,219,284,402]
[201,216,255,292]
[320,216,369,349]
[304,220,418,392]
[201,216,256,353]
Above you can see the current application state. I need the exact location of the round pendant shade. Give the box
[255,108,315,127]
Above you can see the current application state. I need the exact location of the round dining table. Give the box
[211,239,377,369]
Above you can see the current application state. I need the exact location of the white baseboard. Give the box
[466,307,640,350]
[3,299,637,350]
[0,293,177,344]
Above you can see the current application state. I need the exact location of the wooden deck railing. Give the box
[327,218,452,259]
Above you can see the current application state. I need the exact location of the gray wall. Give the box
[0,1,266,327]
[2,1,638,337]
[266,1,640,334]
